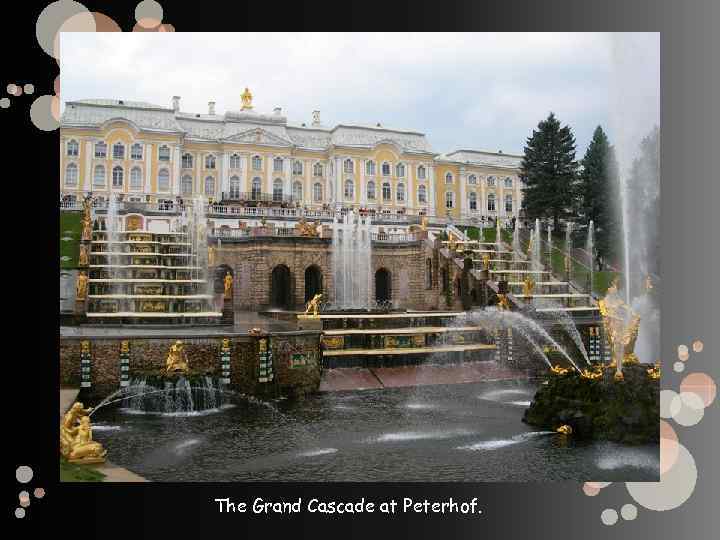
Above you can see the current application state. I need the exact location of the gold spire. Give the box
[241,87,253,110]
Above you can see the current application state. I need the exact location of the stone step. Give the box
[323,343,496,357]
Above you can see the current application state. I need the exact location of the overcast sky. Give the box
[60,32,659,159]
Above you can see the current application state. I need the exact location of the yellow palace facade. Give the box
[60,90,524,221]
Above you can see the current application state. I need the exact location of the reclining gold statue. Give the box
[60,402,107,463]
[304,293,323,317]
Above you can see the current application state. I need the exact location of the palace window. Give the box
[158,145,170,162]
[313,182,322,202]
[131,143,143,160]
[396,183,405,202]
[130,167,143,190]
[367,180,376,200]
[112,143,125,160]
[94,142,107,159]
[487,193,496,212]
[505,194,513,213]
[273,178,284,201]
[417,165,426,180]
[313,162,323,177]
[469,191,477,211]
[382,182,391,201]
[445,172,453,184]
[487,176,496,187]
[504,177,513,188]
[344,159,354,174]
[395,163,405,178]
[180,174,192,195]
[67,139,79,157]
[158,169,170,192]
[251,177,262,199]
[205,155,216,169]
[229,154,241,169]
[468,174,477,185]
[418,184,427,204]
[366,160,376,176]
[273,157,283,172]
[65,163,78,187]
[382,162,391,176]
[293,160,303,176]
[292,181,303,201]
[344,179,354,199]
[205,176,215,196]
[112,166,124,188]
[93,165,106,187]
[229,176,240,199]
[181,153,193,169]
[253,156,263,171]
[445,191,454,209]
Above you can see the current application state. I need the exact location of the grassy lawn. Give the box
[546,237,619,296]
[60,212,82,269]
[60,457,106,482]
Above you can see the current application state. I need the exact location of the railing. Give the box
[220,191,298,204]
[371,232,423,243]
[209,227,303,239]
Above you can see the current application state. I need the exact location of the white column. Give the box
[83,141,92,193]
[240,155,248,194]
[459,166,467,219]
[193,151,201,195]
[335,157,342,208]
[285,156,292,199]
[172,146,181,196]
[428,164,436,216]
[480,176,487,220]
[144,143,152,195]
[406,162,414,212]
[220,151,228,197]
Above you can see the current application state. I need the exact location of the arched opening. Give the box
[375,268,392,304]
[304,265,323,302]
[270,265,292,309]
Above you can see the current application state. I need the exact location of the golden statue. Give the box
[60,402,93,457]
[81,216,92,241]
[295,217,319,237]
[420,216,428,231]
[550,364,570,376]
[522,276,535,297]
[121,340,129,353]
[564,254,571,274]
[78,244,89,267]
[482,253,491,271]
[496,293,511,311]
[208,245,216,267]
[304,293,323,317]
[221,338,230,351]
[67,416,107,463]
[645,275,654,290]
[647,362,661,380]
[448,234,457,252]
[76,271,88,300]
[223,271,233,299]
[241,87,253,110]
[556,424,573,435]
[165,340,189,373]
[598,280,642,376]
[580,367,602,380]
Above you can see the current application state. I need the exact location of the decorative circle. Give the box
[692,340,704,353]
[586,481,612,489]
[660,389,678,419]
[15,507,25,519]
[23,84,35,95]
[670,392,705,426]
[91,12,121,32]
[52,11,97,60]
[674,361,685,372]
[16,465,33,483]
[678,344,688,358]
[34,487,45,499]
[31,95,61,130]
[626,442,697,511]
[680,372,717,407]
[36,1,91,58]
[620,503,638,521]
[601,508,618,525]
[19,490,30,507]
[7,83,17,95]
[583,483,600,496]
[135,0,163,23]
[0,98,10,109]
[660,420,680,475]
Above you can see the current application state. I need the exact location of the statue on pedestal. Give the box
[78,244,89,267]
[165,340,189,373]
[76,271,88,300]
[522,276,535,297]
[482,253,491,271]
[598,279,642,378]
[81,216,92,241]
[67,416,107,463]
[208,245,216,267]
[223,271,233,299]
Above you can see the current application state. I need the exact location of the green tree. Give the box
[519,112,579,230]
[577,125,621,268]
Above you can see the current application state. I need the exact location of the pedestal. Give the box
[222,297,234,325]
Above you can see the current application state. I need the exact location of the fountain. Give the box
[331,210,372,310]
[512,220,522,257]
[586,220,595,295]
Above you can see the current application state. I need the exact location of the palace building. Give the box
[60,89,524,221]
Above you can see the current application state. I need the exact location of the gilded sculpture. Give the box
[81,216,93,241]
[224,271,233,299]
[60,402,106,463]
[482,253,491,271]
[304,293,323,317]
[496,293,511,311]
[208,245,216,266]
[241,87,253,110]
[522,276,535,297]
[166,340,189,373]
[295,217,319,237]
[76,271,88,300]
[78,244,89,267]
[598,278,642,377]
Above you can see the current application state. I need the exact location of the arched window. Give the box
[382,182,391,201]
[251,177,262,199]
[381,162,391,176]
[131,143,143,160]
[344,179,354,199]
[273,156,283,172]
[366,160,376,176]
[252,155,262,171]
[157,145,170,161]
[65,163,78,187]
[273,178,284,201]
[469,191,477,211]
[504,176,513,188]
[181,175,192,195]
[205,176,215,196]
[112,166,124,188]
[181,153,193,169]
[292,181,303,201]
[487,193,496,212]
[93,165,105,187]
[158,169,170,192]
[418,185,427,204]
[130,167,143,190]
[468,174,477,185]
[293,160,303,176]
[417,165,426,180]
[229,154,241,169]
[67,139,79,157]
[344,159,354,174]
[445,172,453,184]
[112,143,125,160]
[487,176,496,187]
[313,182,322,202]
[396,183,405,202]
[205,155,216,169]
[505,194,513,213]
[229,176,240,199]
[313,162,323,177]
[395,163,405,177]
[445,191,454,209]
[94,141,107,158]
[367,180,376,200]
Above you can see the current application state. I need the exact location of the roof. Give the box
[439,149,523,169]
